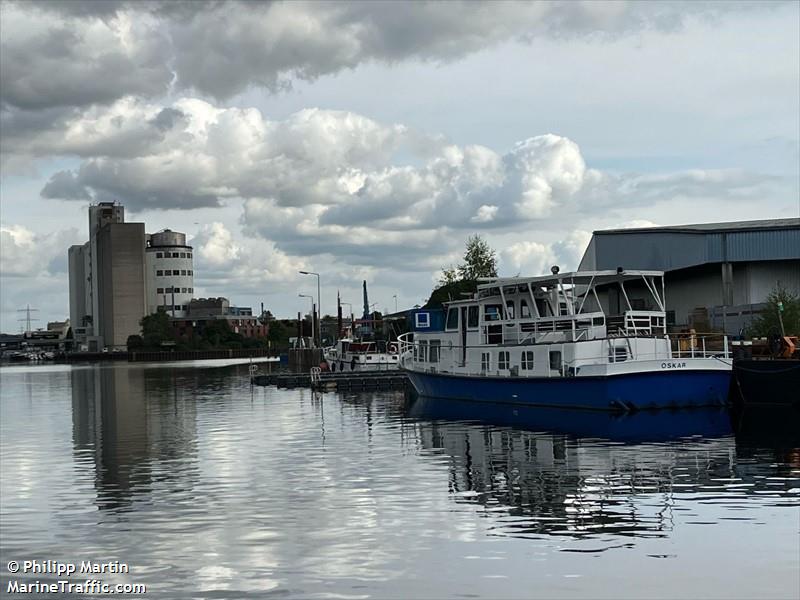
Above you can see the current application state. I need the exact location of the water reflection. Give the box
[1,364,798,599]
[404,395,798,541]
[70,366,199,510]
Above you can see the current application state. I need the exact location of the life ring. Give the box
[388,342,399,355]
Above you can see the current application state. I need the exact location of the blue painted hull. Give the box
[404,369,732,411]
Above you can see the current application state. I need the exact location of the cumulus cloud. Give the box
[29,97,786,272]
[0,224,83,277]
[190,222,307,291]
[1,1,784,112]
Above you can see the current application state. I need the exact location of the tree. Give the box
[748,284,800,337]
[458,234,498,280]
[126,334,144,350]
[140,310,175,349]
[438,265,459,286]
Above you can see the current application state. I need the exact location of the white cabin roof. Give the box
[476,269,664,291]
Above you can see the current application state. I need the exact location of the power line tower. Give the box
[17,305,39,334]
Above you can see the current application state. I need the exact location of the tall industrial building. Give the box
[145,230,195,317]
[68,202,148,351]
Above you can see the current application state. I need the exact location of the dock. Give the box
[252,369,408,391]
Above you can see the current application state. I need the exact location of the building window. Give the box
[156,287,164,294]
[521,351,534,371]
[188,288,193,293]
[468,306,479,328]
[188,253,193,259]
[173,252,180,258]
[181,287,187,293]
[498,351,509,370]
[156,252,163,258]
[415,312,430,328]
[166,287,173,293]
[180,252,186,258]
[481,352,490,373]
[188,270,193,276]
[183,305,188,311]
[156,270,163,276]
[181,270,187,276]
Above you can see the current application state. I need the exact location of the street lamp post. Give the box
[299,294,314,348]
[299,271,321,346]
[393,294,398,313]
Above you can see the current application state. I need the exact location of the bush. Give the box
[748,284,800,337]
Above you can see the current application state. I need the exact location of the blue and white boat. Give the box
[398,269,732,411]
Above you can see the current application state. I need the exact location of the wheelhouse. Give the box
[442,270,668,347]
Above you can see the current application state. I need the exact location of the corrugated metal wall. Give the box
[590,227,799,272]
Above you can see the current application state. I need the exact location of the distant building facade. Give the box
[145,229,195,318]
[579,218,800,335]
[171,298,267,340]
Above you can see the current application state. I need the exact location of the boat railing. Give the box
[669,332,729,359]
[396,332,729,377]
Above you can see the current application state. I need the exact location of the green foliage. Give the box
[268,320,290,346]
[433,234,497,304]
[439,265,459,286]
[458,234,498,280]
[748,285,800,337]
[425,279,479,309]
[126,334,144,350]
[439,234,498,286]
[140,310,175,349]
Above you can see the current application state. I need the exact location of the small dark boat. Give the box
[731,336,800,407]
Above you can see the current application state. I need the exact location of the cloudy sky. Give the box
[1,0,798,331]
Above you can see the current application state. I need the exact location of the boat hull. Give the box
[404,369,732,411]
[732,359,800,407]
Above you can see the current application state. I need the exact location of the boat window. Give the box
[559,302,568,316]
[429,340,441,363]
[481,352,490,373]
[505,300,515,320]
[415,312,430,328]
[521,351,534,371]
[445,308,458,330]
[467,306,479,328]
[549,350,562,371]
[592,317,604,326]
[418,340,428,362]
[498,351,510,370]
[520,298,531,318]
[484,304,502,322]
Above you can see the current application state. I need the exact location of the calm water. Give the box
[1,362,798,599]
